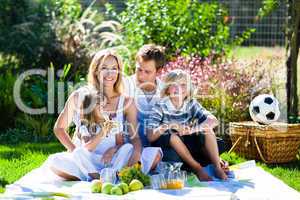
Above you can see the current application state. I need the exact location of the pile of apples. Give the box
[91,179,144,196]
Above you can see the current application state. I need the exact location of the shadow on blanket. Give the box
[157,188,193,196]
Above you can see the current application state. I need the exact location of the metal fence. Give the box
[87,0,288,46]
[220,0,287,46]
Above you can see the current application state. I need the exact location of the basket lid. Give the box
[229,121,300,131]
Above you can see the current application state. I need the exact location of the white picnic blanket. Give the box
[2,161,300,200]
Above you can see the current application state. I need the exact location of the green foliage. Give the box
[288,115,300,123]
[0,69,18,129]
[0,0,123,79]
[54,0,82,20]
[51,1,124,77]
[118,163,150,186]
[0,0,56,68]
[16,114,55,141]
[108,0,253,64]
[257,0,279,19]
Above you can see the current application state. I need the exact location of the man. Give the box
[123,44,165,147]
[124,44,228,171]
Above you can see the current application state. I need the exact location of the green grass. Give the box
[0,142,299,193]
[0,142,64,193]
[230,46,285,60]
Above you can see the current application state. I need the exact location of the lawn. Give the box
[0,142,299,194]
[0,142,64,193]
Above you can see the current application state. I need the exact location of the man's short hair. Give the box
[136,44,166,70]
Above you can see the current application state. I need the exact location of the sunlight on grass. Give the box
[0,142,63,193]
[231,46,285,60]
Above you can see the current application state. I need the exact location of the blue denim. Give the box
[137,111,150,147]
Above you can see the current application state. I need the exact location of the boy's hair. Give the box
[161,69,195,98]
[136,44,166,70]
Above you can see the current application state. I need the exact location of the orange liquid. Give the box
[161,180,184,189]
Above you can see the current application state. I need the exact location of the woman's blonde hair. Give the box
[87,49,123,94]
[161,69,195,98]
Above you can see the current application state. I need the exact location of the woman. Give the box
[50,49,143,181]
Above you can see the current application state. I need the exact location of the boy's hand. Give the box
[175,125,191,136]
[168,123,182,132]
[168,124,192,136]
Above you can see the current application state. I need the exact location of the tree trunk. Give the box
[286,0,300,122]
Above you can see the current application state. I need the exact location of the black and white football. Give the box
[249,94,280,125]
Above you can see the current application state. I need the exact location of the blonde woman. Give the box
[50,49,143,181]
[147,69,228,181]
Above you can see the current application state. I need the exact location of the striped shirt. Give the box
[147,97,211,130]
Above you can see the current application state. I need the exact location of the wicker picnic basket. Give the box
[229,121,300,163]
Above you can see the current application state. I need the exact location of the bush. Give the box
[0,0,57,69]
[108,0,254,65]
[0,69,18,129]
[158,55,273,124]
[0,0,123,79]
[0,127,56,144]
[51,1,124,78]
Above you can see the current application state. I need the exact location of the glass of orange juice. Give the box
[165,171,186,189]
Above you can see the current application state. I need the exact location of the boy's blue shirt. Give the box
[147,97,210,131]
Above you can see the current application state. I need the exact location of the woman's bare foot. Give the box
[50,167,80,181]
[196,168,212,181]
[215,167,228,180]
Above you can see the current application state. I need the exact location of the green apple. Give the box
[129,179,144,191]
[90,180,102,193]
[118,182,129,194]
[101,182,114,194]
[110,185,123,195]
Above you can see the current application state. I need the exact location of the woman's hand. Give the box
[101,147,118,164]
[53,91,78,152]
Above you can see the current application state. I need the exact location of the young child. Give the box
[76,93,113,144]
[147,69,227,181]
[71,91,134,180]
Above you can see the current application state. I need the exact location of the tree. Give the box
[286,0,300,122]
[259,0,299,122]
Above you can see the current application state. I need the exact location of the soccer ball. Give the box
[249,94,280,125]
